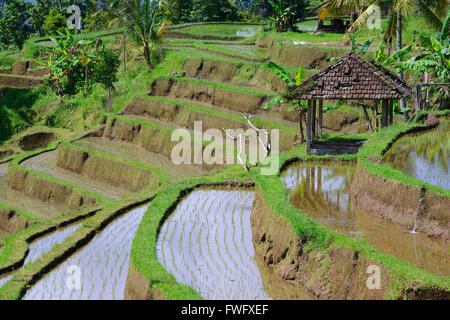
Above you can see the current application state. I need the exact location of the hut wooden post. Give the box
[318,99,323,137]
[381,100,388,128]
[389,100,394,125]
[374,100,379,129]
[306,100,312,153]
[312,99,317,141]
[415,84,422,117]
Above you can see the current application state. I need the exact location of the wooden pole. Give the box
[307,100,312,153]
[374,100,379,129]
[389,100,394,125]
[318,100,323,138]
[415,84,422,117]
[381,100,387,128]
[362,104,374,132]
[312,99,316,141]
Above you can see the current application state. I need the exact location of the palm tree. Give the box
[110,0,165,70]
[320,0,448,120]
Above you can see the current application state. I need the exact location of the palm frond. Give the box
[417,0,444,30]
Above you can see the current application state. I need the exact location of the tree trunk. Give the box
[123,31,127,72]
[396,12,409,121]
[143,43,153,70]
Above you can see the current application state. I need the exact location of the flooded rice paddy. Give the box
[215,44,267,58]
[281,162,449,277]
[21,150,132,200]
[385,120,449,190]
[157,190,270,300]
[0,223,81,290]
[0,162,68,219]
[23,204,149,300]
[235,26,261,38]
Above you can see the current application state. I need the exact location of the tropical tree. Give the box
[268,0,296,32]
[0,0,33,49]
[320,0,448,120]
[110,0,165,70]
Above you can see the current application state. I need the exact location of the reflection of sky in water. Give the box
[282,165,356,232]
[386,121,449,190]
[157,190,269,300]
[236,27,259,37]
[0,223,80,290]
[23,205,149,300]
[280,162,450,277]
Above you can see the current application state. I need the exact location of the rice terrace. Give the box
[0,0,449,307]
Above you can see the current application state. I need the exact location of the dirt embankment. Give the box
[0,208,34,235]
[150,78,300,122]
[124,264,168,300]
[19,132,55,151]
[251,185,449,300]
[350,166,449,242]
[256,36,349,69]
[7,165,97,210]
[0,61,48,89]
[183,58,288,93]
[122,97,298,152]
[56,144,159,192]
[105,118,175,158]
[151,78,268,114]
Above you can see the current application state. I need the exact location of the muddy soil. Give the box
[19,132,55,151]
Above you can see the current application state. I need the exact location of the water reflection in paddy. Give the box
[157,190,270,300]
[385,120,449,190]
[0,223,80,290]
[23,205,149,300]
[281,162,449,277]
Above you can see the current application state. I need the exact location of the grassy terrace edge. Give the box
[7,134,109,205]
[357,111,450,198]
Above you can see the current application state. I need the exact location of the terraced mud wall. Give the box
[104,117,175,157]
[252,184,390,300]
[351,116,450,242]
[0,75,42,89]
[56,144,159,192]
[183,58,288,93]
[351,166,449,241]
[7,164,97,210]
[0,208,33,235]
[151,78,269,114]
[122,97,298,152]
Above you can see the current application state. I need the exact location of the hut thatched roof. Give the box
[290,52,411,100]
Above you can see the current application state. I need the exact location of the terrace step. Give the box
[122,96,299,152]
[0,162,69,220]
[149,77,299,122]
[71,137,205,180]
[19,150,132,201]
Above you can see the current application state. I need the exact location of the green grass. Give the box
[168,24,263,39]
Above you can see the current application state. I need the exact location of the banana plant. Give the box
[268,0,296,32]
[264,62,308,142]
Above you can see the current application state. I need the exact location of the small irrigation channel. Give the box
[0,223,81,289]
[281,162,449,277]
[385,120,449,190]
[23,204,150,300]
[157,189,271,300]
